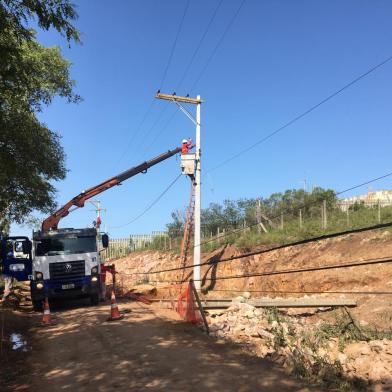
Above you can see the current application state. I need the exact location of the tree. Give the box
[0,1,80,230]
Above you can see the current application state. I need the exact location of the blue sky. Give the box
[13,0,392,237]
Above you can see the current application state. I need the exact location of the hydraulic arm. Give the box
[41,146,182,232]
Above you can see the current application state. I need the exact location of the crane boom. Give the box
[41,146,182,232]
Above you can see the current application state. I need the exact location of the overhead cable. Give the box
[207,54,392,173]
[110,173,182,229]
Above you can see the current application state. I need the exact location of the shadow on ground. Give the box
[3,302,320,392]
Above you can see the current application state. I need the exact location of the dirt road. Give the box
[4,299,318,391]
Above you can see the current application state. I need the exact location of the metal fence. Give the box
[102,231,168,261]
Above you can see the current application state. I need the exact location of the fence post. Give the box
[299,209,303,229]
[280,213,284,230]
[378,201,381,224]
[256,199,262,234]
[321,200,327,229]
[346,207,350,227]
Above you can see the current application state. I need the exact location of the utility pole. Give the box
[90,200,106,232]
[156,92,203,290]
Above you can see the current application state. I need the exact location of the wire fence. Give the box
[102,231,169,261]
[104,200,392,261]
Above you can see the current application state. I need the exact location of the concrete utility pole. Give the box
[155,92,203,290]
[194,95,201,290]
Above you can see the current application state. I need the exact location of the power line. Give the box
[112,0,190,170]
[204,289,392,296]
[110,173,182,229]
[207,54,392,173]
[141,108,179,158]
[110,99,156,172]
[132,170,392,262]
[141,1,224,158]
[131,221,392,275]
[189,0,246,93]
[131,103,171,164]
[195,170,392,248]
[147,255,392,284]
[159,0,191,90]
[176,0,224,91]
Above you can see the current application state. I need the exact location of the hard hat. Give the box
[182,139,188,144]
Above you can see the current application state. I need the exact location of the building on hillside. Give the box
[338,190,392,211]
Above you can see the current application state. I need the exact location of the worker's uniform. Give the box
[181,141,192,154]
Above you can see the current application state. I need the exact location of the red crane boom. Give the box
[42,146,182,232]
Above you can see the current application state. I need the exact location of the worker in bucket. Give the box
[181,138,192,154]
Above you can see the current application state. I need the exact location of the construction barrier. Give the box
[176,282,202,325]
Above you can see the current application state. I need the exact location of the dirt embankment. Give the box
[113,229,392,329]
[111,229,392,390]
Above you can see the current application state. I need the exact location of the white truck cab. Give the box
[30,228,108,310]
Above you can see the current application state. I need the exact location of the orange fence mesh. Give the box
[176,282,202,325]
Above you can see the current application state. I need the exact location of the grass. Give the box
[108,205,392,259]
[258,307,385,391]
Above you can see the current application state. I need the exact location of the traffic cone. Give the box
[107,290,123,321]
[42,297,53,326]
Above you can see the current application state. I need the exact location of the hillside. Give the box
[113,228,392,329]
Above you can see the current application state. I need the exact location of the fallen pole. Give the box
[200,298,357,309]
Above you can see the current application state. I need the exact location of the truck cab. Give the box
[31,228,108,310]
[0,236,32,281]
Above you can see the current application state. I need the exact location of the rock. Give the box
[257,329,275,340]
[238,303,256,312]
[345,342,372,357]
[209,323,224,332]
[242,291,251,299]
[257,345,275,358]
[227,303,240,313]
[280,322,289,335]
[227,315,237,323]
[337,353,347,365]
[232,296,245,304]
[254,309,263,317]
[369,340,384,354]
[368,361,391,381]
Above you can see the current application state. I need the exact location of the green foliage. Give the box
[0,0,80,43]
[0,0,80,227]
[145,235,169,251]
[166,211,184,238]
[317,309,392,350]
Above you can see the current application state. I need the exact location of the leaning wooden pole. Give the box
[190,279,209,334]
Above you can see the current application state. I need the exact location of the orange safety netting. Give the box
[176,282,202,325]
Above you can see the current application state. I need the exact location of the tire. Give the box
[90,293,99,306]
[32,299,43,312]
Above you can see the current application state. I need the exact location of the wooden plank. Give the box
[156,92,203,104]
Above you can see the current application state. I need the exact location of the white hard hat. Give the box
[182,139,188,143]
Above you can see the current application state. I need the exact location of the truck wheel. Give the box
[32,299,43,312]
[90,293,99,306]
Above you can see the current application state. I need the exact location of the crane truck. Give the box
[0,146,182,310]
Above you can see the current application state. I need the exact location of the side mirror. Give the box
[21,240,32,254]
[102,234,109,248]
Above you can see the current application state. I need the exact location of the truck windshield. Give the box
[35,236,97,256]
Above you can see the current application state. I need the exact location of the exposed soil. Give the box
[1,299,317,391]
[2,228,392,391]
[114,229,392,330]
